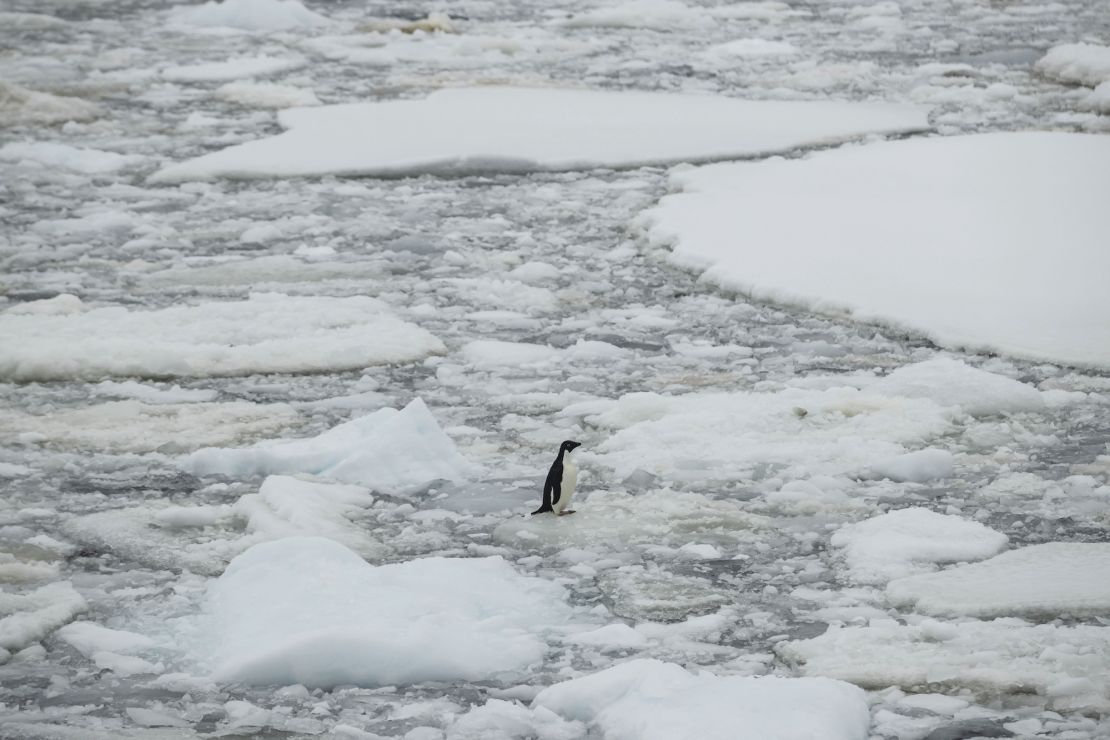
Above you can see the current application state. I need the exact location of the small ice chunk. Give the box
[0,142,143,174]
[216,81,321,108]
[56,621,156,656]
[1035,43,1110,87]
[0,581,87,654]
[864,448,954,482]
[168,0,331,32]
[872,358,1044,415]
[567,623,649,649]
[162,55,306,83]
[0,80,99,126]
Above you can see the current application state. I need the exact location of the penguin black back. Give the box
[532,440,581,515]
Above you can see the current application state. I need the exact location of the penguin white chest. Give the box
[553,453,578,514]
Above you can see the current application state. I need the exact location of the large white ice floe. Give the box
[0,400,300,453]
[148,86,928,182]
[167,0,331,32]
[183,398,477,494]
[189,537,576,687]
[780,619,1110,713]
[531,658,871,740]
[0,582,87,662]
[642,132,1110,369]
[0,293,444,381]
[591,383,954,483]
[887,542,1110,618]
[830,508,1008,585]
[0,141,144,174]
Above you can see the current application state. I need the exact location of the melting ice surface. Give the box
[2,0,1110,738]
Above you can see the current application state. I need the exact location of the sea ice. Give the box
[56,621,157,656]
[862,448,954,482]
[0,293,444,381]
[216,81,321,108]
[559,0,712,30]
[183,398,476,494]
[167,0,331,32]
[830,508,1008,584]
[887,542,1110,618]
[642,132,1110,369]
[0,142,144,174]
[161,55,307,82]
[0,400,300,453]
[149,87,928,182]
[0,79,99,126]
[532,658,871,740]
[1035,43,1110,87]
[189,537,577,687]
[869,357,1045,416]
[780,619,1110,713]
[0,582,87,659]
[592,383,954,483]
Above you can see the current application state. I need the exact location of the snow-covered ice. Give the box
[0,293,444,381]
[533,658,871,740]
[189,537,577,687]
[183,398,476,494]
[149,87,928,182]
[1036,43,1110,87]
[829,507,1009,584]
[643,132,1110,369]
[887,542,1110,618]
[0,142,143,174]
[161,55,306,83]
[0,582,86,659]
[780,619,1110,713]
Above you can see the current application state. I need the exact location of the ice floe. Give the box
[1036,43,1110,87]
[167,0,331,32]
[887,542,1110,618]
[183,398,476,494]
[830,508,1008,585]
[643,132,1110,369]
[532,658,871,740]
[560,0,713,30]
[0,582,86,661]
[161,55,307,83]
[591,382,954,483]
[0,142,144,174]
[215,81,321,108]
[861,448,954,482]
[0,293,444,381]
[780,619,1110,713]
[870,357,1045,416]
[0,400,299,453]
[188,536,577,687]
[149,87,928,182]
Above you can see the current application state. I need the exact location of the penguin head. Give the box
[560,440,581,453]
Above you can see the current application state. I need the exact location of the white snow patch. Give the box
[1035,43,1110,87]
[191,537,576,687]
[887,542,1110,618]
[149,87,928,182]
[162,55,307,83]
[0,293,444,381]
[0,401,299,453]
[183,398,476,495]
[862,448,954,482]
[780,619,1110,713]
[830,508,1008,585]
[168,0,330,32]
[533,658,871,740]
[0,142,144,174]
[643,133,1110,369]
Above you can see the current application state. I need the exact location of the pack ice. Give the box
[0,293,444,381]
[149,86,928,181]
[188,536,576,687]
[642,132,1110,369]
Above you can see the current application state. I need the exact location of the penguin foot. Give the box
[558,510,576,516]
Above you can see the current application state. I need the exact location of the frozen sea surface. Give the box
[1,0,1109,738]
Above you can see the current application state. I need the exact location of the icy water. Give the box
[2,0,1109,738]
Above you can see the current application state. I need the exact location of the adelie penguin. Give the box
[532,440,581,516]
